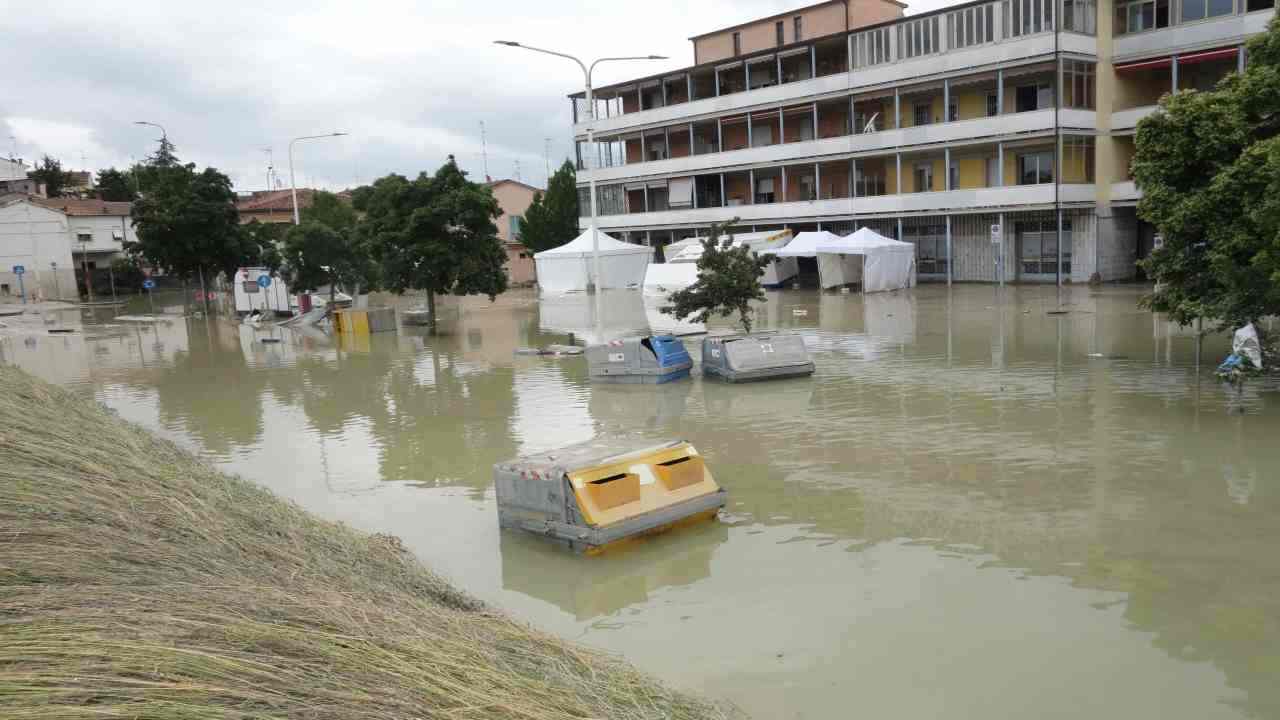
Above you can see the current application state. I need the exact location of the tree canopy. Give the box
[128,140,249,283]
[27,155,74,198]
[94,168,138,202]
[281,191,376,301]
[661,219,768,333]
[519,159,579,253]
[358,156,508,331]
[1134,17,1280,333]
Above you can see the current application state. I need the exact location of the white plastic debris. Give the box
[1233,323,1263,369]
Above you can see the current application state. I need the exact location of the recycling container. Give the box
[586,335,692,384]
[701,333,814,382]
[494,438,726,553]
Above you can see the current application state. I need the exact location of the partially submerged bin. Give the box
[701,333,814,382]
[333,307,397,334]
[494,438,726,553]
[586,335,692,384]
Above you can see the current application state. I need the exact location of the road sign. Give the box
[257,274,272,289]
[990,223,1002,244]
[142,279,156,290]
[12,265,24,275]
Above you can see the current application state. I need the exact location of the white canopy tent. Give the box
[534,228,651,294]
[777,229,917,292]
[645,229,798,295]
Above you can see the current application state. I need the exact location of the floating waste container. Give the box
[333,307,397,335]
[494,438,726,553]
[701,333,814,382]
[586,335,692,384]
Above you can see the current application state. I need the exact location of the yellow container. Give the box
[654,454,705,491]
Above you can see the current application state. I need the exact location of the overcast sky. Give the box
[2,0,951,193]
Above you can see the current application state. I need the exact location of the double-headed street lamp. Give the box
[289,133,348,224]
[494,41,666,294]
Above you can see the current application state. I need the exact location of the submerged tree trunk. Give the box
[427,290,437,335]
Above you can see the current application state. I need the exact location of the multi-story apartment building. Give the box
[569,0,1276,283]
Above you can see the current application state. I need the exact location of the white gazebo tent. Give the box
[777,229,917,292]
[534,228,652,293]
[644,229,799,295]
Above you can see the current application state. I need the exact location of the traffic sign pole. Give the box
[13,265,26,304]
[143,278,157,316]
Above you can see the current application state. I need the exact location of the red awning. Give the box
[1116,56,1172,72]
[1177,47,1239,65]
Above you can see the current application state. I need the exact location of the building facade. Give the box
[0,196,136,301]
[487,179,539,286]
[571,0,1276,283]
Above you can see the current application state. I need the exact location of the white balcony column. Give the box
[643,184,649,212]
[745,62,752,91]
[687,74,694,101]
[812,102,819,139]
[997,212,1005,286]
[664,127,671,159]
[944,147,952,191]
[715,68,721,96]
[780,108,786,144]
[894,87,901,127]
[646,230,652,246]
[895,152,902,194]
[748,113,754,148]
[693,177,699,209]
[636,86,643,112]
[776,54,783,84]
[661,79,667,107]
[847,34,854,71]
[997,69,1004,115]
[945,214,953,286]
[897,217,904,241]
[850,157,857,198]
[749,169,755,204]
[1239,46,1246,73]
[689,123,695,155]
[814,162,821,200]
[944,79,951,122]
[1171,55,1179,92]
[1057,209,1065,286]
[717,118,723,152]
[720,174,726,208]
[849,94,857,134]
[810,46,817,78]
[997,142,1005,187]
[782,166,788,202]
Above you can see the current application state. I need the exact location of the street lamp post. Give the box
[133,120,167,141]
[289,133,348,224]
[493,41,665,294]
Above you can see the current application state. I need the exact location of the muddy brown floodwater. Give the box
[4,284,1278,719]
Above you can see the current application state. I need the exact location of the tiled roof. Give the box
[237,189,313,213]
[31,197,132,217]
[485,178,543,193]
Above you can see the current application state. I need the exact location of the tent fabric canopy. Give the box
[534,228,651,294]
[777,228,916,292]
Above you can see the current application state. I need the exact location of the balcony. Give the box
[1112,105,1160,130]
[1113,7,1273,61]
[573,32,1072,139]
[580,109,1063,185]
[1111,180,1142,203]
[587,184,1066,230]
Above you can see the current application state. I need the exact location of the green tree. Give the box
[242,220,288,274]
[302,190,358,232]
[281,191,376,302]
[1134,17,1280,351]
[661,219,768,333]
[28,155,74,198]
[94,168,137,201]
[359,156,508,333]
[129,140,246,285]
[518,159,579,253]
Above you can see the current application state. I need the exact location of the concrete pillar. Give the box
[815,162,821,200]
[895,153,902,194]
[946,214,953,286]
[747,113,754,148]
[997,142,1004,186]
[997,69,1004,115]
[715,68,721,96]
[850,157,857,198]
[689,124,695,155]
[810,46,817,78]
[812,102,819,140]
[945,147,952,191]
[687,74,694,102]
[997,212,1005,286]
[749,169,755,204]
[717,118,723,152]
[777,54,783,84]
[1239,45,1246,73]
[894,87,901,128]
[720,174,726,208]
[782,166,788,201]
[745,62,751,91]
[780,108,786,143]
[643,184,649,212]
[944,78,951,122]
[897,217,904,241]
[661,79,667,107]
[1057,208,1064,286]
[1171,55,1178,92]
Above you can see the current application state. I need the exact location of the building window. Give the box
[755,177,776,204]
[1017,218,1072,276]
[1002,0,1056,37]
[1019,150,1055,184]
[905,224,949,275]
[947,3,996,49]
[1062,60,1096,109]
[853,27,891,68]
[948,161,959,190]
[1062,135,1096,182]
[914,163,935,192]
[896,16,941,60]
[794,16,803,41]
[914,103,932,126]
[1247,0,1274,10]
[509,215,523,240]
[1115,0,1170,33]
[1015,82,1053,112]
[777,20,785,45]
[1182,0,1235,21]
[111,229,124,241]
[856,169,886,196]
[948,98,958,122]
[77,232,92,244]
[732,32,741,56]
[1062,0,1098,33]
[987,93,1000,116]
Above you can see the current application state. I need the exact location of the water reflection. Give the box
[5,286,1279,718]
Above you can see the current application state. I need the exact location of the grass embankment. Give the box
[0,367,729,719]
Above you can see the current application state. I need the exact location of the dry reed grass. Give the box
[0,366,730,719]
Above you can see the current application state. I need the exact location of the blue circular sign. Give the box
[257,274,272,288]
[142,279,156,290]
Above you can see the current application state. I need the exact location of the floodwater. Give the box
[4,285,1279,719]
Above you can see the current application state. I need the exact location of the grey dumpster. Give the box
[494,437,727,553]
[701,333,814,382]
[586,335,693,384]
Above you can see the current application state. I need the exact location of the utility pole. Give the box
[544,137,552,186]
[480,121,490,182]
